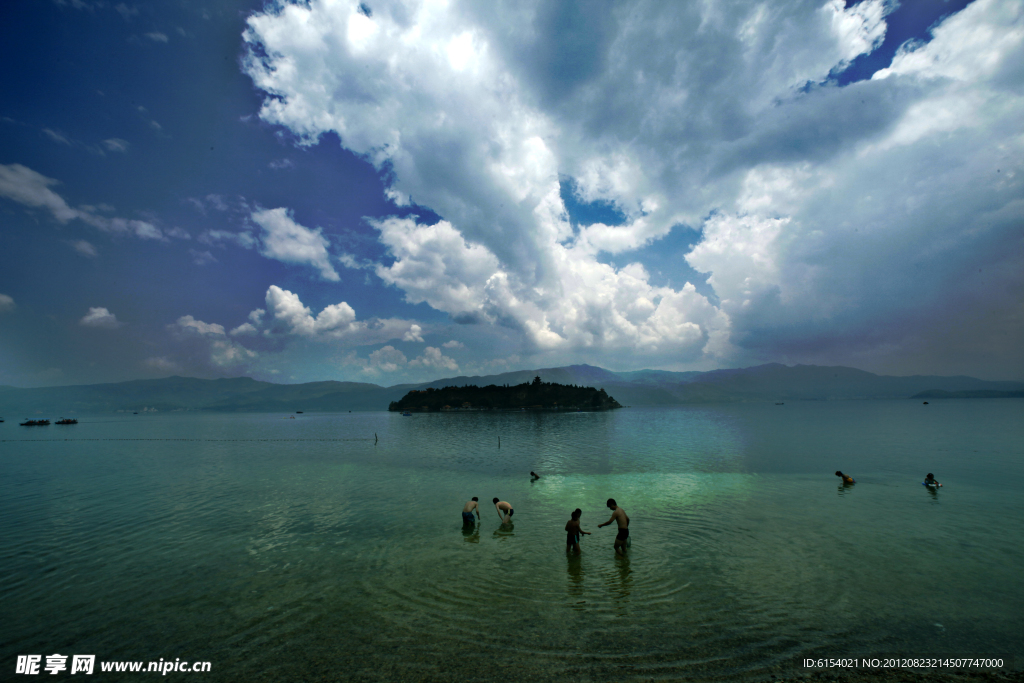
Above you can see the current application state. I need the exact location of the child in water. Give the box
[565,508,591,554]
[923,473,942,488]
[835,470,855,485]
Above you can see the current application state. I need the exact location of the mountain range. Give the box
[1,363,1022,415]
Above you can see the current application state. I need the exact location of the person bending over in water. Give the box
[597,498,630,556]
[462,497,480,525]
[493,497,514,524]
[530,471,540,480]
[565,508,590,554]
[835,470,855,485]
[923,473,942,488]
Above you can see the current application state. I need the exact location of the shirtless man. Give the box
[462,497,480,526]
[492,497,514,524]
[597,498,630,555]
[835,470,855,485]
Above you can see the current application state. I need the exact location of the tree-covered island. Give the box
[388,376,622,412]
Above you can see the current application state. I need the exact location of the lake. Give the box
[2,400,1022,681]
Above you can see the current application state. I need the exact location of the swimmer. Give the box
[565,508,590,554]
[923,473,942,488]
[597,498,630,556]
[835,470,855,485]
[462,497,480,526]
[493,497,514,524]
[530,471,540,480]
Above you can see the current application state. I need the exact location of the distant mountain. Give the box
[0,364,1020,415]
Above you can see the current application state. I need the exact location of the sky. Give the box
[0,0,1021,388]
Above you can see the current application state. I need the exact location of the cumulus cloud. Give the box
[402,324,424,342]
[442,340,464,349]
[80,307,123,329]
[0,294,15,313]
[367,345,408,372]
[172,315,225,336]
[245,285,424,346]
[251,207,340,281]
[169,315,258,368]
[409,346,459,372]
[245,0,1024,368]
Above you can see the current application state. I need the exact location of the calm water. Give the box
[1,400,1022,681]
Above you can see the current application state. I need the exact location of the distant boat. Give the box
[402,411,412,416]
[296,411,303,414]
[56,418,78,425]
[20,419,51,426]
[775,402,784,405]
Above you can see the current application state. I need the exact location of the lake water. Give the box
[2,400,1022,681]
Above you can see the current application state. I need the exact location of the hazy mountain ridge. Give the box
[1,364,1021,415]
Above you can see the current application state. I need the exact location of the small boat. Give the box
[20,419,51,426]
[56,418,78,425]
[296,411,304,414]
[402,411,412,416]
[775,402,784,405]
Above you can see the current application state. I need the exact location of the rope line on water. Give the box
[0,438,376,443]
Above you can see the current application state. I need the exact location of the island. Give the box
[388,376,622,412]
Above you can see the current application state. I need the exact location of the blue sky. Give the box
[1,0,1021,387]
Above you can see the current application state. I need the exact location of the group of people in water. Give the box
[462,470,945,556]
[835,470,943,488]
[461,486,632,556]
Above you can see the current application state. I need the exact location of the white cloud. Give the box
[43,129,71,145]
[166,226,190,240]
[80,307,123,329]
[103,138,130,153]
[190,249,217,265]
[442,340,464,349]
[169,315,258,368]
[145,32,169,43]
[199,229,256,249]
[0,164,79,222]
[251,207,339,281]
[409,346,459,372]
[244,0,1024,370]
[0,294,14,313]
[367,345,408,372]
[144,356,180,373]
[70,239,98,258]
[230,322,258,336]
[402,324,424,342]
[251,285,424,346]
[0,163,169,241]
[172,315,225,337]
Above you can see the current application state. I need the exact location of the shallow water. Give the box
[1,400,1022,681]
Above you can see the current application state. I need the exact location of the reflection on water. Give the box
[566,554,585,604]
[493,522,515,538]
[1,401,1022,681]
